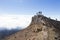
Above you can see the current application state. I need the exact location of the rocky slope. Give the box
[4,14,60,40]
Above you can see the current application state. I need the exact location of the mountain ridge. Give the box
[3,13,60,40]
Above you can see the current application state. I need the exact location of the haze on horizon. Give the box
[0,0,60,29]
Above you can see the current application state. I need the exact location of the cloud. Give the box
[0,15,33,29]
[0,14,59,30]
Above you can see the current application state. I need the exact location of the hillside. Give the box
[0,28,20,40]
[3,13,60,40]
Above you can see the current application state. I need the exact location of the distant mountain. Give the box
[0,28,21,40]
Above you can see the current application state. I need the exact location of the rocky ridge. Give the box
[4,12,60,40]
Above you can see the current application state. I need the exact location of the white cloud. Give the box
[0,14,59,30]
[0,15,33,29]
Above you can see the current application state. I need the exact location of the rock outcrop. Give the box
[4,13,60,40]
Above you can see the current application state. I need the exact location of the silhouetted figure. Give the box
[36,11,42,15]
[56,18,57,21]
[49,17,51,19]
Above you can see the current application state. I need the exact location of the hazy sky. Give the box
[0,0,60,29]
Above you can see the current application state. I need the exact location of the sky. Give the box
[0,0,60,29]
